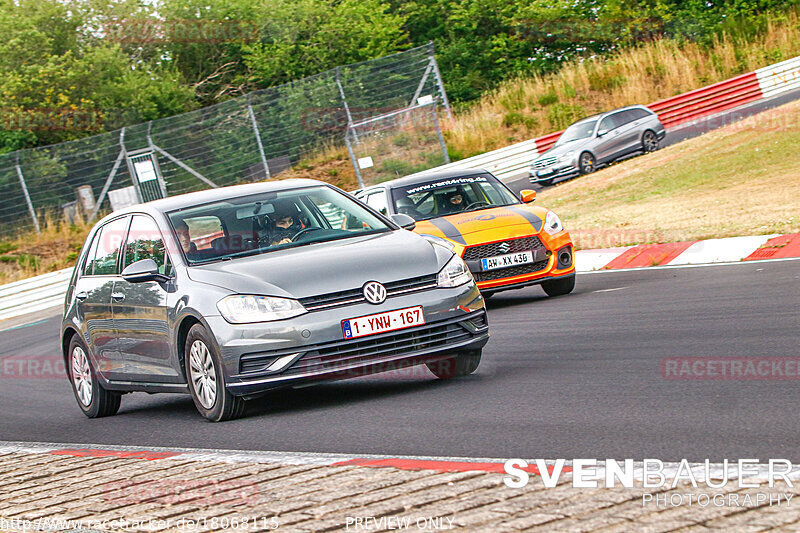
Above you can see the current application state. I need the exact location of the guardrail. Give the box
[430,54,800,180]
[0,267,73,321]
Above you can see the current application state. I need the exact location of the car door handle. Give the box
[111,292,125,302]
[75,291,88,301]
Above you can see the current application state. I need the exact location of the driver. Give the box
[268,201,303,245]
[441,190,466,215]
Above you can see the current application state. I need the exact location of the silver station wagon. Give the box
[530,105,665,185]
[61,180,489,421]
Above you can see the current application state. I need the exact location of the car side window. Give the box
[124,215,170,275]
[90,216,130,276]
[598,114,617,134]
[365,192,388,215]
[628,108,651,121]
[82,230,101,276]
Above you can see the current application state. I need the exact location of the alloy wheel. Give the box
[71,346,93,407]
[643,131,659,152]
[189,340,218,410]
[580,153,595,174]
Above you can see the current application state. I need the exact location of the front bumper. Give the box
[529,165,579,182]
[461,234,575,292]
[206,281,487,396]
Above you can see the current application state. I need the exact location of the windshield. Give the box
[390,174,519,222]
[168,185,391,264]
[555,119,598,146]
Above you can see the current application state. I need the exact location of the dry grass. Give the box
[0,212,91,283]
[446,13,800,158]
[538,100,800,250]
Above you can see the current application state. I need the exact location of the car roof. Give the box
[96,179,326,224]
[567,105,652,128]
[365,168,493,190]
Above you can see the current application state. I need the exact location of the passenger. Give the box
[175,221,198,258]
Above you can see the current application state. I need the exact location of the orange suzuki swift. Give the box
[355,169,575,298]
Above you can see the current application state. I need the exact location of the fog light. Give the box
[556,246,573,268]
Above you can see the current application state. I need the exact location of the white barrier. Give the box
[0,267,73,321]
[410,138,540,180]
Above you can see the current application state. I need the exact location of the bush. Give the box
[548,104,585,130]
[503,112,539,129]
[537,92,559,106]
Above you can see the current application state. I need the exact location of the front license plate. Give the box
[537,169,554,176]
[342,306,425,339]
[481,251,533,271]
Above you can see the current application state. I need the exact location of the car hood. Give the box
[186,230,449,298]
[412,204,549,246]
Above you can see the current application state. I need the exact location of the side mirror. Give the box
[390,213,416,231]
[597,129,609,137]
[520,189,537,203]
[121,258,170,283]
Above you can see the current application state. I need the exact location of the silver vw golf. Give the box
[61,180,488,421]
[530,105,665,185]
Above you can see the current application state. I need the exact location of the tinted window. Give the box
[82,231,101,276]
[89,217,129,276]
[124,215,170,275]
[599,112,625,132]
[627,107,652,121]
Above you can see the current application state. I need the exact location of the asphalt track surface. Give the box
[1,260,798,462]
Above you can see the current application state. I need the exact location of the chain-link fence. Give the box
[346,101,450,186]
[0,43,451,238]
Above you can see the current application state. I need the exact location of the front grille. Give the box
[532,157,557,169]
[238,313,487,376]
[463,236,545,261]
[298,274,437,311]
[474,260,549,282]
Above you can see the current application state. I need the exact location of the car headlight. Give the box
[421,234,455,252]
[544,211,564,235]
[217,295,307,324]
[437,254,472,288]
[558,151,575,163]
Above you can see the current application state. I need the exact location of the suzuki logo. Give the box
[363,281,387,305]
[498,242,511,254]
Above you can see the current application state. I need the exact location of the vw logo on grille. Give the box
[498,242,511,254]
[363,281,387,305]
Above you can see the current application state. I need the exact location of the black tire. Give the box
[185,324,246,422]
[539,178,554,186]
[578,152,595,174]
[642,130,659,152]
[541,275,576,297]
[68,336,121,418]
[426,349,482,379]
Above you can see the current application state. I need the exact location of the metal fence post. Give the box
[336,67,358,144]
[247,94,271,180]
[345,135,364,189]
[431,103,451,165]
[146,121,168,197]
[14,154,40,234]
[428,41,454,122]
